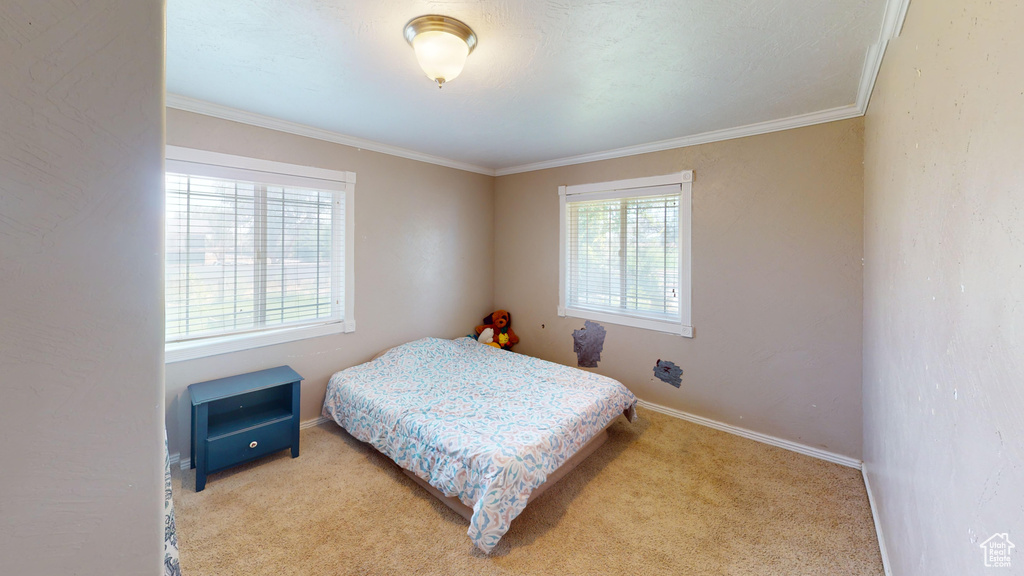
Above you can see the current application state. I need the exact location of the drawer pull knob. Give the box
[249,441,258,449]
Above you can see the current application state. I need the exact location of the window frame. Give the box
[164,146,356,363]
[558,171,693,337]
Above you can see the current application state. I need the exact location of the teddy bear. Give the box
[475,309,519,350]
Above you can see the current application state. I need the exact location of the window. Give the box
[559,171,693,337]
[164,146,355,362]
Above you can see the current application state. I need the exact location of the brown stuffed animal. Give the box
[475,309,519,350]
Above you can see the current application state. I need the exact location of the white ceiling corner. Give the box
[166,0,911,176]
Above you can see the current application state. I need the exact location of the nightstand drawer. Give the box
[206,417,294,473]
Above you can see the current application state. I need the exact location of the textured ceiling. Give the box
[166,0,891,173]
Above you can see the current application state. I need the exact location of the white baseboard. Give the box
[170,416,334,470]
[636,400,889,571]
[635,399,862,469]
[301,415,331,429]
[169,452,190,471]
[862,464,893,576]
[171,403,888,571]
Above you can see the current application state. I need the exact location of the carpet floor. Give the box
[173,408,883,575]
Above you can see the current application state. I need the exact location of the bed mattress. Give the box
[322,337,637,552]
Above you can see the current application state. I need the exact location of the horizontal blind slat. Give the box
[166,171,343,341]
[565,191,680,321]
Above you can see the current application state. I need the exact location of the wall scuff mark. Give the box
[572,320,606,368]
[654,359,683,387]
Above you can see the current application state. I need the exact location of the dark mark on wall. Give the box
[572,320,606,368]
[654,359,683,388]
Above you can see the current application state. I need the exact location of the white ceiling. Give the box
[166,0,906,175]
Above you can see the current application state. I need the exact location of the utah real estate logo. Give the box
[980,533,1015,568]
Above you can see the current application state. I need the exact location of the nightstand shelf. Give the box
[189,365,303,491]
[208,407,292,440]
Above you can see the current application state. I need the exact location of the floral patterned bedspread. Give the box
[164,430,181,576]
[322,337,637,553]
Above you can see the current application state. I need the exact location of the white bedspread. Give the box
[322,337,637,553]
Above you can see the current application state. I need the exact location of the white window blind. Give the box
[566,193,680,318]
[164,147,356,360]
[559,172,693,337]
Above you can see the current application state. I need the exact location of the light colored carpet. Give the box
[174,408,883,575]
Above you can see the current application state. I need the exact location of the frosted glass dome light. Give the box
[404,15,477,88]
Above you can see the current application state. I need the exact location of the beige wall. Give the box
[863,1,1024,573]
[495,119,865,458]
[0,1,165,573]
[164,109,495,460]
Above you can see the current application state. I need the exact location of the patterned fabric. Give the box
[164,430,182,576]
[322,337,637,553]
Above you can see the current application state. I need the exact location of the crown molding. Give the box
[857,0,912,112]
[494,104,862,176]
[495,0,909,177]
[165,94,496,176]
[167,0,909,180]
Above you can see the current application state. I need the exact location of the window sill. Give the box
[165,320,355,363]
[558,306,693,338]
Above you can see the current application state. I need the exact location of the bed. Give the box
[322,336,637,553]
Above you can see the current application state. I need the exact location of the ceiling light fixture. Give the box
[404,15,477,88]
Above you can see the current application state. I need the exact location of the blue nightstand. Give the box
[188,366,303,491]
